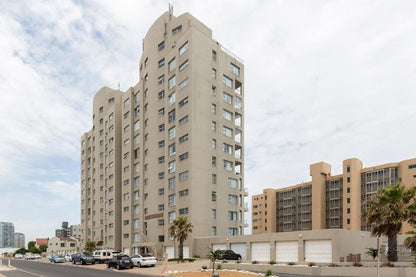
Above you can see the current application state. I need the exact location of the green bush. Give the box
[216,263,222,270]
[353,262,362,267]
[252,260,259,264]
[382,261,395,267]
[167,258,195,263]
[265,269,273,276]
[287,262,296,265]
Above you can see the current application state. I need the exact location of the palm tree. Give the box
[84,241,96,254]
[404,230,416,256]
[363,184,416,262]
[169,217,193,259]
[365,248,378,260]
[207,248,222,275]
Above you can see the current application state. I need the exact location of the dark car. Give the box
[218,250,242,260]
[72,252,95,265]
[107,255,134,270]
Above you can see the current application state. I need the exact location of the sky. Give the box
[1,0,416,243]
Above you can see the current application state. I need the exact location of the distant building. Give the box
[69,224,82,239]
[35,238,48,249]
[48,237,80,255]
[14,233,25,248]
[0,222,15,248]
[55,222,69,238]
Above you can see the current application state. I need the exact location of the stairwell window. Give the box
[178,78,189,90]
[172,25,182,35]
[179,60,189,71]
[169,58,175,72]
[168,75,176,89]
[158,41,165,51]
[223,75,233,88]
[179,41,189,56]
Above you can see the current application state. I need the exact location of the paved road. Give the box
[0,259,156,277]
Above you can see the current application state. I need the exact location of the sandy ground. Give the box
[173,270,261,277]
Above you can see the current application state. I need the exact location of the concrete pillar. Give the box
[310,162,331,230]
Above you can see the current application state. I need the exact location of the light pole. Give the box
[376,236,380,277]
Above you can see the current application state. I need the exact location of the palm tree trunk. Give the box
[387,233,398,262]
[179,240,184,260]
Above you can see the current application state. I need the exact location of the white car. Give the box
[64,255,72,262]
[33,254,41,259]
[131,254,156,268]
[14,254,24,259]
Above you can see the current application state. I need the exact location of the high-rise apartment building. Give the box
[252,158,416,234]
[81,11,246,257]
[14,233,25,248]
[0,222,15,248]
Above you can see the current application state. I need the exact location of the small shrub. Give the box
[308,262,316,267]
[222,260,228,263]
[252,260,259,264]
[193,255,200,258]
[382,261,395,267]
[167,258,195,263]
[265,269,273,276]
[269,260,276,265]
[287,262,296,265]
[329,263,338,267]
[353,262,362,267]
[216,264,223,270]
[236,259,241,264]
[202,265,207,269]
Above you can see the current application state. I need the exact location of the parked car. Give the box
[131,254,156,267]
[218,250,242,260]
[93,249,121,263]
[33,254,41,259]
[106,255,134,270]
[14,254,24,259]
[72,252,95,265]
[50,255,65,263]
[46,254,52,260]
[64,255,72,262]
[25,253,35,260]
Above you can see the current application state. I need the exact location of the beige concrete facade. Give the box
[252,158,416,234]
[48,237,80,255]
[81,11,246,258]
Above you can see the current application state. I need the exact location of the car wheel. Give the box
[92,262,95,265]
[82,260,86,265]
[151,264,155,267]
[137,262,141,268]
[106,263,110,268]
[72,260,75,264]
[116,264,120,270]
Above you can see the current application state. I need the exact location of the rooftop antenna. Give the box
[118,82,120,90]
[169,2,173,18]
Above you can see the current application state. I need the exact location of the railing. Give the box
[220,45,244,64]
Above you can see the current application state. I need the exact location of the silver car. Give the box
[131,254,156,267]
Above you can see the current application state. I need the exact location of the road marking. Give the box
[160,265,168,275]
[15,269,44,277]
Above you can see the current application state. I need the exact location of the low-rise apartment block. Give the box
[48,237,80,255]
[252,158,416,234]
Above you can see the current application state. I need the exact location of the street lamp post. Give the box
[377,236,380,277]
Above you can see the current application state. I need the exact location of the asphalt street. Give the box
[0,259,156,277]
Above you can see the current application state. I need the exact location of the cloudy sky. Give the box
[1,0,415,242]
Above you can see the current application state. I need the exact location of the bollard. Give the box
[8,259,11,267]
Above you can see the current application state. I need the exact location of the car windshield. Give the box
[82,253,93,257]
[142,254,153,257]
[121,256,131,260]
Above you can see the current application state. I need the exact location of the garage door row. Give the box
[213,240,332,263]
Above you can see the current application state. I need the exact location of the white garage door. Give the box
[305,240,332,263]
[231,243,247,260]
[251,242,270,261]
[183,246,190,258]
[165,246,174,259]
[212,243,227,251]
[276,241,298,262]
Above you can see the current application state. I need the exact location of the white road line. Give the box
[14,269,44,277]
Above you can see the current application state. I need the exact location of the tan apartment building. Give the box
[81,10,247,258]
[252,158,416,234]
[48,237,80,255]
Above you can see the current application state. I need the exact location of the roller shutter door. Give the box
[276,241,298,262]
[212,243,227,251]
[251,242,270,261]
[183,246,190,258]
[165,246,174,259]
[230,243,247,260]
[305,240,332,263]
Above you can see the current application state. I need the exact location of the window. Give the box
[212,50,216,61]
[212,139,216,149]
[347,208,350,214]
[158,58,165,68]
[235,97,242,111]
[168,109,175,123]
[179,97,188,108]
[158,140,165,148]
[179,208,189,215]
[212,174,216,184]
[168,160,176,173]
[230,63,240,75]
[223,126,233,137]
[235,113,242,126]
[169,211,176,223]
[158,156,165,164]
[224,160,233,171]
[228,211,238,221]
[124,125,130,132]
[134,120,140,131]
[223,92,233,105]
[168,143,176,156]
[211,226,216,236]
[158,219,164,226]
[347,166,350,173]
[347,218,350,224]
[211,121,216,132]
[179,41,189,55]
[158,108,165,117]
[134,177,140,186]
[228,228,238,236]
[212,156,216,166]
[211,86,216,97]
[109,113,114,120]
[211,209,216,219]
[179,116,189,125]
[123,220,129,225]
[124,98,130,107]
[134,233,140,242]
[347,177,350,183]
[212,68,216,79]
[158,41,165,51]
[179,78,189,90]
[108,97,115,103]
[124,138,130,145]
[179,189,189,197]
[158,75,165,85]
[179,134,189,143]
[211,104,216,114]
[168,76,176,89]
[179,171,189,181]
[158,91,165,100]
[134,93,140,103]
[159,124,165,132]
[168,58,175,72]
[158,172,165,179]
[159,188,164,195]
[212,191,216,201]
[409,164,416,169]
[347,198,350,204]
[172,25,182,35]
[228,194,237,205]
[168,126,176,139]
[347,187,350,193]
[168,194,176,207]
[179,60,189,71]
[168,177,176,190]
[228,178,238,189]
[235,129,242,143]
[223,75,232,88]
[134,191,139,200]
[123,206,129,212]
[158,204,164,211]
[179,152,189,161]
[134,219,140,228]
[223,143,233,155]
